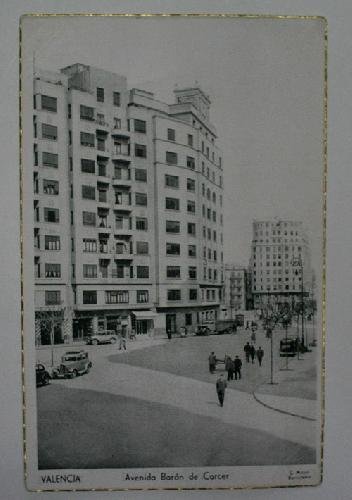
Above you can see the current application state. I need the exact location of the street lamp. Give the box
[292,257,305,349]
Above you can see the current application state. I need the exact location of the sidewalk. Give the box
[253,346,318,420]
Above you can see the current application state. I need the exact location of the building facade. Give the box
[222,264,250,319]
[249,219,311,309]
[32,64,224,343]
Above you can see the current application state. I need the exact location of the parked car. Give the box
[86,330,117,345]
[36,363,51,387]
[279,337,297,357]
[195,325,211,336]
[52,350,92,379]
[214,320,235,335]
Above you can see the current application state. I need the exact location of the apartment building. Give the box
[32,64,224,343]
[222,264,249,319]
[249,219,311,309]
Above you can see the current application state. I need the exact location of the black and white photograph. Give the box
[20,14,326,491]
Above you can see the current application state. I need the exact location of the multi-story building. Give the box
[222,264,252,319]
[249,219,311,309]
[32,63,224,343]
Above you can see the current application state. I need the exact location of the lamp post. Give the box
[292,257,305,351]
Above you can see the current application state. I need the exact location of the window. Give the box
[45,290,60,305]
[188,266,197,279]
[188,245,196,257]
[134,119,146,133]
[207,208,211,220]
[167,128,176,141]
[185,313,193,325]
[41,95,57,112]
[187,134,193,147]
[135,143,147,158]
[167,289,181,301]
[97,87,104,102]
[167,266,181,278]
[135,169,147,182]
[82,211,96,226]
[188,223,196,236]
[45,235,60,250]
[106,290,129,304]
[45,263,61,278]
[42,179,59,195]
[187,200,196,214]
[166,220,180,233]
[187,178,195,192]
[136,217,148,231]
[189,289,197,301]
[44,208,59,223]
[137,290,149,303]
[83,238,97,252]
[187,156,195,170]
[165,174,179,188]
[166,151,178,165]
[82,185,95,200]
[113,117,121,129]
[80,105,94,121]
[83,291,97,304]
[135,193,147,206]
[83,264,97,278]
[166,242,180,255]
[113,91,121,106]
[81,158,95,174]
[80,132,95,147]
[136,241,149,254]
[165,197,179,210]
[137,266,149,279]
[42,123,57,140]
[42,152,58,168]
[212,211,216,222]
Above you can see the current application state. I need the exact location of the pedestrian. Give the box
[244,342,251,363]
[225,355,234,381]
[216,374,227,407]
[249,344,256,363]
[256,346,264,366]
[208,352,217,374]
[167,328,172,340]
[234,356,242,380]
[118,330,127,351]
[245,321,249,330]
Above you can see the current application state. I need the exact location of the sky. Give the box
[22,15,325,270]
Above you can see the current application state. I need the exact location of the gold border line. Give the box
[19,12,328,493]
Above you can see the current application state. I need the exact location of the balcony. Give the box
[112,145,131,163]
[97,192,110,209]
[97,222,112,234]
[114,196,132,213]
[114,252,133,261]
[112,173,131,188]
[111,128,130,139]
[95,118,110,134]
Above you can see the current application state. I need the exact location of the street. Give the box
[36,324,318,469]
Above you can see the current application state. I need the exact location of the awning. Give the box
[132,310,158,320]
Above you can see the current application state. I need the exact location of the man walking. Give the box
[234,356,242,380]
[249,344,256,364]
[244,342,251,363]
[225,355,234,381]
[208,352,217,374]
[256,346,264,366]
[216,374,227,407]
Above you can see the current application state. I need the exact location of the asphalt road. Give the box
[36,324,317,469]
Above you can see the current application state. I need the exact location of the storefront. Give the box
[131,310,158,336]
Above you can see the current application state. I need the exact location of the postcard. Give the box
[20,14,327,491]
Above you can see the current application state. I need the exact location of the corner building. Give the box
[32,64,224,343]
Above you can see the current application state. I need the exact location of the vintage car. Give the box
[36,363,51,387]
[52,350,92,379]
[86,330,117,345]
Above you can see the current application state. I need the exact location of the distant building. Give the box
[222,264,251,319]
[32,64,224,343]
[249,219,312,309]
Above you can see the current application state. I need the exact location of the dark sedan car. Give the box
[36,363,51,387]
